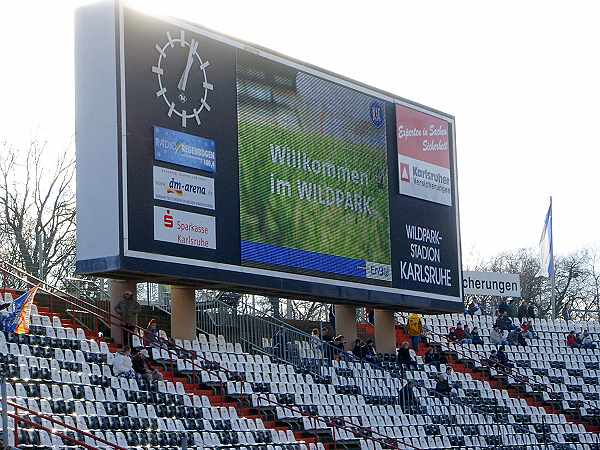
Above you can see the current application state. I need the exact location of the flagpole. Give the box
[550,196,556,319]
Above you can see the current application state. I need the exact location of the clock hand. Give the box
[177,39,198,92]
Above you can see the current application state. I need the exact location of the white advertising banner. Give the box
[153,166,215,210]
[154,206,216,249]
[462,271,521,297]
[398,155,452,206]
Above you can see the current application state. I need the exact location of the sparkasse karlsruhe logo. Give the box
[154,206,216,249]
[400,163,410,182]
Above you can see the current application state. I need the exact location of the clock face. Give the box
[152,30,213,128]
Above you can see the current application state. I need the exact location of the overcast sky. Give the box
[1,0,598,265]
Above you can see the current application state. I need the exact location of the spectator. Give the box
[497,299,509,315]
[435,367,454,396]
[310,328,321,353]
[398,381,417,411]
[321,327,333,343]
[448,323,466,342]
[115,290,140,347]
[461,325,473,345]
[490,327,508,346]
[487,350,499,367]
[520,321,535,339]
[132,349,163,383]
[581,331,596,349]
[352,339,365,359]
[406,313,424,352]
[363,339,376,361]
[424,346,446,369]
[424,347,437,365]
[566,331,578,348]
[496,345,513,369]
[396,342,417,369]
[507,298,519,318]
[517,300,529,322]
[332,335,345,356]
[527,302,536,320]
[507,329,527,347]
[467,301,481,316]
[145,319,161,348]
[113,346,137,379]
[470,327,484,345]
[495,311,517,332]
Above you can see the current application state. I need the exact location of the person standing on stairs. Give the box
[406,313,423,352]
[115,290,140,347]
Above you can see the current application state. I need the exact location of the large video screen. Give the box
[237,53,391,284]
[75,3,463,311]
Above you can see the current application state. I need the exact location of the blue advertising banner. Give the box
[154,126,216,173]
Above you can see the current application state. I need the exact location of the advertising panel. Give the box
[154,126,216,173]
[153,166,215,210]
[462,271,521,297]
[396,105,452,206]
[75,2,463,311]
[153,206,216,249]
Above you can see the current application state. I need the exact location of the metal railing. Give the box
[0,259,112,336]
[0,377,126,450]
[195,292,349,374]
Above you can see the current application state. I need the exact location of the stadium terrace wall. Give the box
[75,1,463,312]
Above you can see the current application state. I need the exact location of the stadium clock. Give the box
[152,30,213,128]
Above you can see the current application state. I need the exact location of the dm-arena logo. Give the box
[153,166,215,210]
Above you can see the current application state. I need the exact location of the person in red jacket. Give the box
[566,331,578,348]
[448,323,465,342]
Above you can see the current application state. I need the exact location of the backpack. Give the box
[407,315,422,336]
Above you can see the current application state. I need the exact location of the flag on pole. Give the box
[0,285,40,334]
[538,197,554,278]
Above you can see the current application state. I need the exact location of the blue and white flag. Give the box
[538,198,554,278]
[0,285,39,334]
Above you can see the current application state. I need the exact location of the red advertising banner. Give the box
[396,104,452,206]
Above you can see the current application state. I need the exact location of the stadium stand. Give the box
[1,261,600,449]
[422,313,600,429]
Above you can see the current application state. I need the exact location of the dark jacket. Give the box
[495,316,514,331]
[397,348,414,365]
[517,304,528,320]
[115,298,141,324]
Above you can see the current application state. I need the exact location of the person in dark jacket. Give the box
[435,367,453,396]
[495,312,517,332]
[398,381,417,411]
[115,290,141,347]
[517,301,529,322]
[496,345,513,369]
[352,339,365,359]
[396,342,417,369]
[470,327,484,345]
[497,299,509,315]
[527,303,536,319]
[507,298,519,318]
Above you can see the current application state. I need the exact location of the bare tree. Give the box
[0,139,76,283]
[471,247,600,320]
